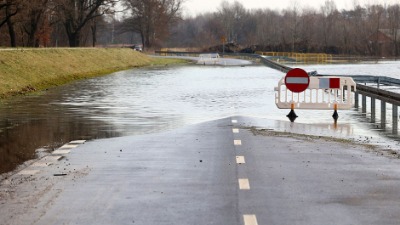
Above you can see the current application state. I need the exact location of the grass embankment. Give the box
[0,48,186,98]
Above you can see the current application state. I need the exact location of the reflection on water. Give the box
[1,64,400,174]
[0,95,123,174]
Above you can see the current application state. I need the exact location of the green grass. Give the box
[0,48,187,98]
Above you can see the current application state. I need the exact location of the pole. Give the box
[393,105,398,134]
[223,40,225,57]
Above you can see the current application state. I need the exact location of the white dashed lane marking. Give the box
[69,140,86,144]
[231,121,258,224]
[243,215,258,225]
[234,140,242,146]
[239,179,250,190]
[15,140,86,175]
[52,140,86,155]
[60,144,79,149]
[236,156,245,164]
[52,150,71,155]
[44,156,63,161]
[17,170,40,176]
[31,161,54,167]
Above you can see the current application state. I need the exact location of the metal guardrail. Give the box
[356,84,400,106]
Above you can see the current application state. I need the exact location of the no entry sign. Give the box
[285,68,310,93]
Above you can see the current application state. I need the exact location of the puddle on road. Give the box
[1,64,400,174]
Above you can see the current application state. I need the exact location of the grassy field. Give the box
[0,48,187,98]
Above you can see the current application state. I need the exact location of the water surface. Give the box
[1,63,400,174]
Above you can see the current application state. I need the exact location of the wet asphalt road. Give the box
[2,117,400,224]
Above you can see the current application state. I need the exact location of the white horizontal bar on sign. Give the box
[286,77,309,84]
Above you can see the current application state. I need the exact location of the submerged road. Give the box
[1,117,400,225]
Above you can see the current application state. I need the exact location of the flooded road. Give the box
[1,62,400,175]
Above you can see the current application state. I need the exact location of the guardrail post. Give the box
[393,105,398,134]
[354,92,359,108]
[371,97,376,123]
[362,94,367,113]
[381,101,386,129]
[377,77,380,89]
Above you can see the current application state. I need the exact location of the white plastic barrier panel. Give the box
[198,53,220,65]
[275,76,356,110]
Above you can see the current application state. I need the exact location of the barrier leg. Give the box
[287,103,298,122]
[332,104,339,122]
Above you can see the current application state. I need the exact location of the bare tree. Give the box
[123,0,183,50]
[54,0,117,47]
[320,0,338,53]
[18,0,50,47]
[253,9,281,50]
[0,0,16,28]
[282,3,301,52]
[0,0,22,46]
[387,5,400,56]
[216,1,249,44]
[298,7,317,52]
[367,4,385,56]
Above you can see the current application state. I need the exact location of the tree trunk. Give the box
[140,31,145,51]
[6,4,16,47]
[91,20,97,47]
[26,15,40,47]
[27,27,37,47]
[6,18,16,47]
[68,32,80,47]
[145,29,151,49]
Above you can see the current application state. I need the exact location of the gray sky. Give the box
[182,0,400,16]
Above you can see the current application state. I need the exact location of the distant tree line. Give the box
[167,1,400,57]
[2,0,400,56]
[0,0,119,47]
[0,0,183,49]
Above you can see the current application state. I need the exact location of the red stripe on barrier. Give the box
[329,78,340,89]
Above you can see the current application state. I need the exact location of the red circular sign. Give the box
[284,68,310,93]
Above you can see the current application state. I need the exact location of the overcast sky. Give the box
[182,0,400,17]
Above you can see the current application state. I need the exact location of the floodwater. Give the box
[1,62,400,175]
